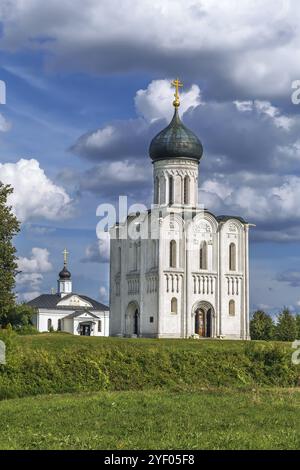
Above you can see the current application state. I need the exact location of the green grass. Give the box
[0,388,299,450]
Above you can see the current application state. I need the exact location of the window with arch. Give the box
[183,175,190,204]
[169,176,174,204]
[118,246,121,272]
[229,300,235,316]
[98,320,102,332]
[171,297,178,314]
[169,240,177,268]
[152,240,157,268]
[133,243,139,270]
[200,241,207,270]
[47,318,52,331]
[229,243,236,271]
[155,176,160,204]
[57,319,62,331]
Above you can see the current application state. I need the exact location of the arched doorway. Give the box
[133,309,139,335]
[193,302,214,338]
[125,301,140,336]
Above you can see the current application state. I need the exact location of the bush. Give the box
[0,336,299,399]
[16,325,39,336]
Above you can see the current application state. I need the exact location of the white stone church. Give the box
[109,80,251,339]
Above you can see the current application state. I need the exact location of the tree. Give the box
[1,303,36,329]
[250,310,275,340]
[0,183,20,324]
[276,307,297,342]
[295,314,300,339]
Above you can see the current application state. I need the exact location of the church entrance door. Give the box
[134,309,139,335]
[125,302,140,337]
[80,324,91,336]
[195,309,205,336]
[194,307,213,337]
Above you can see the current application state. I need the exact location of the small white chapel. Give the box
[28,249,109,336]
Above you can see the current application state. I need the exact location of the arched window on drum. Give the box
[200,241,207,270]
[229,243,236,271]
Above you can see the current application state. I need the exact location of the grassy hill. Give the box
[0,333,299,399]
[1,333,299,449]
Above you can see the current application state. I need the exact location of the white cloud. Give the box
[234,100,292,130]
[84,125,115,150]
[17,273,43,288]
[16,247,52,302]
[18,247,52,273]
[17,247,52,300]
[80,160,151,195]
[82,234,110,264]
[0,0,298,98]
[200,173,300,239]
[99,286,107,300]
[0,158,73,222]
[19,291,42,302]
[135,79,201,122]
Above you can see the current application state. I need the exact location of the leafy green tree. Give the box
[0,183,20,324]
[295,314,300,339]
[276,307,297,342]
[250,310,275,340]
[1,303,36,329]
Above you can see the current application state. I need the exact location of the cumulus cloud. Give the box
[200,173,300,241]
[79,160,151,198]
[0,0,299,99]
[81,236,110,264]
[17,247,52,300]
[99,286,108,303]
[72,80,201,162]
[0,159,73,222]
[20,291,42,302]
[135,79,201,122]
[18,247,52,273]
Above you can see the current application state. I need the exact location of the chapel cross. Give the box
[172,78,183,107]
[63,248,69,266]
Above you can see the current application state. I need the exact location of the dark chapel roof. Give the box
[27,293,109,311]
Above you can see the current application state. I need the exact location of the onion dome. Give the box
[59,248,71,279]
[59,265,71,280]
[149,107,203,162]
[149,78,203,162]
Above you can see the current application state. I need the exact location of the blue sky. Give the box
[0,0,300,314]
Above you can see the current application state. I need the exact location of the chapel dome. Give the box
[149,107,203,162]
[59,265,71,280]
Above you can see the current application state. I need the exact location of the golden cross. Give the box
[172,78,183,107]
[63,248,69,265]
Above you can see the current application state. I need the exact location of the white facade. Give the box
[109,104,251,339]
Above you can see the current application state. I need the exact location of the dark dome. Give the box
[59,266,71,280]
[149,108,203,162]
